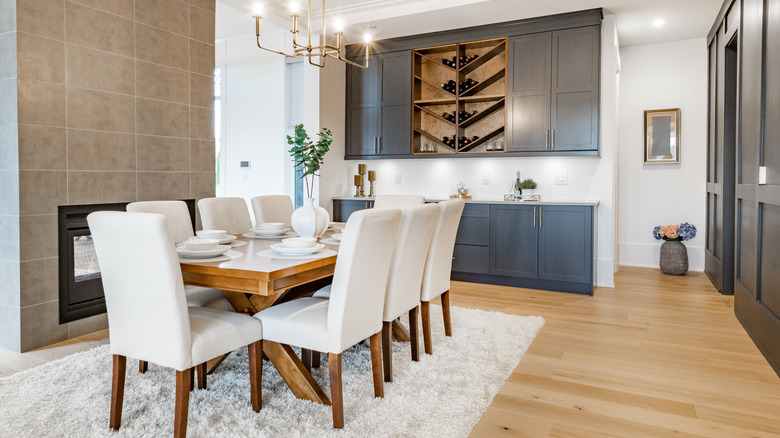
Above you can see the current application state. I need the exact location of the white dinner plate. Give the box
[249,228,291,236]
[242,231,298,240]
[176,245,231,259]
[270,243,325,256]
[327,222,346,230]
[190,235,237,245]
[331,233,343,242]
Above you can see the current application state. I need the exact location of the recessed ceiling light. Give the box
[653,18,666,27]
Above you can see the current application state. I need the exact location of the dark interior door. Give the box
[736,0,780,375]
[705,23,736,295]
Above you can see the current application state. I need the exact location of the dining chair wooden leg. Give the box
[248,340,263,412]
[381,321,393,382]
[370,332,384,397]
[138,360,147,374]
[441,290,452,337]
[175,368,192,438]
[301,348,312,372]
[421,301,432,355]
[312,351,321,368]
[409,306,419,362]
[328,353,344,429]
[110,355,126,430]
[189,366,195,392]
[196,363,207,390]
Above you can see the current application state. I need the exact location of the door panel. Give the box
[507,33,551,152]
[552,91,595,151]
[380,105,410,155]
[346,56,379,156]
[490,205,537,278]
[348,106,378,156]
[551,26,599,151]
[759,205,780,318]
[507,94,548,151]
[378,51,412,155]
[538,206,593,284]
[738,199,757,296]
[452,245,490,274]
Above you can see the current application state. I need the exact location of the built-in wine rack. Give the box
[412,37,507,155]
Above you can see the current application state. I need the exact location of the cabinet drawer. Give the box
[452,244,490,274]
[456,217,489,245]
[462,203,490,217]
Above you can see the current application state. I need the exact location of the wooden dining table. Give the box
[179,230,341,405]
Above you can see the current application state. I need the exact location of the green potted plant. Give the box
[286,124,333,237]
[519,178,537,200]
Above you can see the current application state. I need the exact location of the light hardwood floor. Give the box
[1,267,778,437]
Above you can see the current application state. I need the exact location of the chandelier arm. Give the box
[336,44,370,69]
[308,55,326,68]
[256,37,297,57]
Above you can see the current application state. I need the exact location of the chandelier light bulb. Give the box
[252,2,263,16]
[653,18,666,27]
[334,19,344,33]
[364,33,372,43]
[290,1,300,14]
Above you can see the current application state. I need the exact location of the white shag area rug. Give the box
[0,306,543,437]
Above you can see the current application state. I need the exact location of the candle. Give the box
[368,170,376,181]
[354,175,363,186]
[358,164,366,175]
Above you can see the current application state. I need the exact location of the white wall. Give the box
[222,57,288,220]
[318,16,621,288]
[617,38,708,271]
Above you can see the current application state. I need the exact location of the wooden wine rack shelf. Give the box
[412,37,507,155]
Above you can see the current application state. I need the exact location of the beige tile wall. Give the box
[0,0,217,352]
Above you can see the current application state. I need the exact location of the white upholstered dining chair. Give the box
[420,198,465,354]
[87,212,263,438]
[373,194,425,209]
[380,203,440,381]
[251,195,294,226]
[197,197,253,235]
[126,200,233,312]
[252,208,402,429]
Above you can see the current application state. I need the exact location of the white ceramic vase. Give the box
[291,198,330,238]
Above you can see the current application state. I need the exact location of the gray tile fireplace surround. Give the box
[0,0,218,352]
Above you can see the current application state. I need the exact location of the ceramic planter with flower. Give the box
[652,222,697,275]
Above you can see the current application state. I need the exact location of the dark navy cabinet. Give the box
[490,205,538,278]
[331,198,595,294]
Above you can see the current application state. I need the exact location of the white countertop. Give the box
[332,196,600,207]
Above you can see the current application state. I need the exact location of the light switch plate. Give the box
[759,166,767,185]
[240,161,251,169]
[554,173,568,185]
[395,173,402,184]
[482,175,490,185]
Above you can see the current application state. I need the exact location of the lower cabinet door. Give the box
[538,205,593,284]
[490,205,538,278]
[333,200,372,222]
[452,244,490,274]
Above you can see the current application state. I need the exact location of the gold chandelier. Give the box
[253,1,371,69]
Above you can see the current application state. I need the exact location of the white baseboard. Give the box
[619,242,705,272]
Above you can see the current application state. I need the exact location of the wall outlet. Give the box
[554,173,568,185]
[395,173,402,184]
[482,175,490,185]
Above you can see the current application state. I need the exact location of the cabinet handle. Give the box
[373,137,378,154]
[540,206,543,228]
[552,130,555,150]
[533,206,536,228]
[379,137,383,153]
[546,130,550,149]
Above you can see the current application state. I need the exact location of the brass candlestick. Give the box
[354,174,363,197]
[367,170,376,197]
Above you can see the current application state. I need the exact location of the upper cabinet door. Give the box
[346,56,380,156]
[551,26,600,151]
[378,51,412,155]
[506,33,552,152]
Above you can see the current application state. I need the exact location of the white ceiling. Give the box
[216,0,724,47]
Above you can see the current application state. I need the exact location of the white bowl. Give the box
[282,237,317,248]
[331,233,343,242]
[257,222,287,231]
[196,229,227,240]
[182,238,219,251]
[250,227,290,236]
